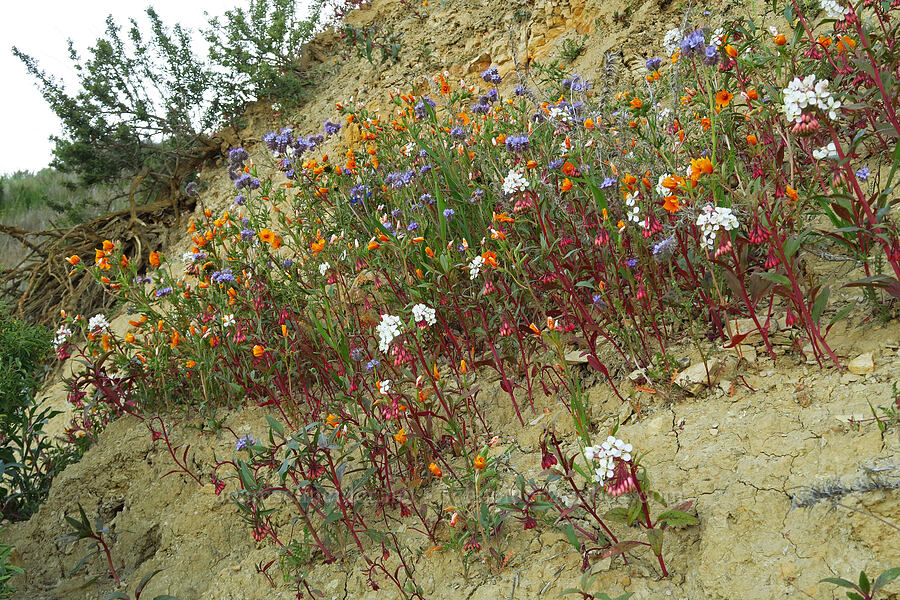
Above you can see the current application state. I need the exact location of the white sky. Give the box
[1,1,231,175]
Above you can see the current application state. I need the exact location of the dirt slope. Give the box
[4,0,900,598]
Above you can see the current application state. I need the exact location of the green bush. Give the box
[204,0,325,114]
[0,536,24,600]
[0,310,83,520]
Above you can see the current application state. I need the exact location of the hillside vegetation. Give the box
[3,0,900,598]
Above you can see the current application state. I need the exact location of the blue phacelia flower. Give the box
[235,434,255,451]
[324,120,341,135]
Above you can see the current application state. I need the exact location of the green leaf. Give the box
[759,272,791,287]
[70,550,98,576]
[136,567,168,597]
[873,567,900,591]
[656,509,699,526]
[604,508,630,523]
[858,570,870,594]
[828,305,853,327]
[626,498,642,526]
[811,286,830,324]
[265,415,284,436]
[783,234,804,261]
[560,523,580,550]
[820,577,859,591]
[647,529,664,556]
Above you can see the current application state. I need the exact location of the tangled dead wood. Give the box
[0,195,197,326]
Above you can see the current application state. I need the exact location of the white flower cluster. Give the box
[820,0,850,19]
[52,325,72,350]
[696,204,740,249]
[655,174,671,198]
[813,141,838,160]
[711,27,725,47]
[584,436,633,483]
[782,75,841,124]
[376,314,403,353]
[88,314,110,332]
[625,193,641,223]
[411,303,436,326]
[319,262,330,276]
[549,105,572,123]
[468,255,485,280]
[502,169,529,195]
[663,28,682,56]
[222,314,235,328]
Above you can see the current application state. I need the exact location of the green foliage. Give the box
[559,35,588,62]
[0,537,24,600]
[205,0,324,112]
[821,567,900,600]
[558,570,632,599]
[0,309,84,520]
[12,8,216,194]
[340,23,402,65]
[0,169,119,226]
[0,309,50,416]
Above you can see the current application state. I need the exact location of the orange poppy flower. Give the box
[663,195,681,213]
[724,44,737,58]
[630,98,643,109]
[773,34,787,46]
[394,428,407,444]
[149,251,160,267]
[65,255,81,266]
[474,456,486,470]
[561,178,573,192]
[252,345,265,357]
[562,162,576,176]
[690,157,714,180]
[715,90,733,107]
[311,238,325,254]
[785,186,799,202]
[746,134,758,146]
[429,462,442,477]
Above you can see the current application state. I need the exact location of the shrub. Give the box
[0,310,85,520]
[205,0,328,116]
[12,8,219,199]
[0,536,24,600]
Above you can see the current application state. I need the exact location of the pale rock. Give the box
[564,349,588,364]
[847,352,874,375]
[674,358,722,395]
[729,317,777,344]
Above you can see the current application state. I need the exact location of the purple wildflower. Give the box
[505,134,530,153]
[324,120,341,135]
[211,269,235,284]
[645,57,662,71]
[235,434,255,451]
